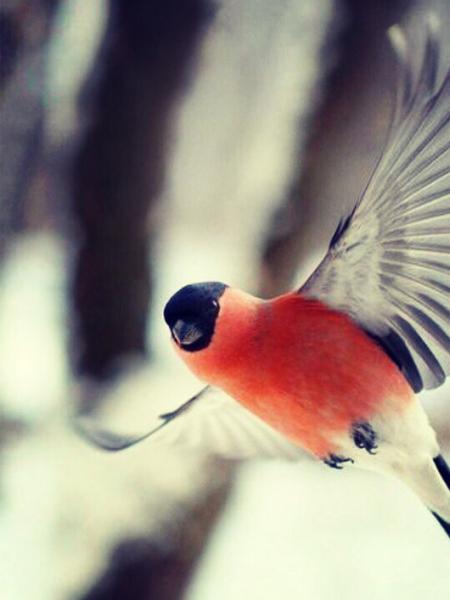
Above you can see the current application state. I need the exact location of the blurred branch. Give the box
[80,459,234,600]
[259,0,412,297]
[0,0,59,252]
[71,0,214,378]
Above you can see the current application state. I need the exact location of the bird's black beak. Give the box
[172,319,203,347]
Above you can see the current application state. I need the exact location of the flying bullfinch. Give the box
[78,20,450,536]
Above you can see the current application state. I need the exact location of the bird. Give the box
[77,19,450,537]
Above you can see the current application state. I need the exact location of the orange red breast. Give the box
[176,289,413,457]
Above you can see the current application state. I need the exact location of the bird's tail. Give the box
[397,454,450,539]
[432,455,450,538]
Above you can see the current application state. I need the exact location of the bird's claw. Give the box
[323,453,354,469]
[352,421,378,454]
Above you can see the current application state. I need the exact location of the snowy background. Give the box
[0,1,449,599]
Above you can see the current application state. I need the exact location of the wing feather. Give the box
[76,385,308,461]
[301,17,450,392]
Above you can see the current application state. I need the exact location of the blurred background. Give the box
[1,0,450,599]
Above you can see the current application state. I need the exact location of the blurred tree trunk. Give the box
[72,0,214,379]
[0,0,59,255]
[80,462,234,600]
[259,0,412,297]
[71,4,236,600]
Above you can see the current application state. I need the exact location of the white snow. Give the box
[1,1,449,600]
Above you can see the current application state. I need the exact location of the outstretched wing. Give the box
[76,385,308,460]
[301,18,450,392]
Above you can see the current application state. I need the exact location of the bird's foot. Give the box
[323,453,354,469]
[352,421,377,454]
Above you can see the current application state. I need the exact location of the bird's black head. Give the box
[163,282,227,352]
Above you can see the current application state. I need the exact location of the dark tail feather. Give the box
[432,455,450,538]
[434,455,450,488]
[433,512,450,537]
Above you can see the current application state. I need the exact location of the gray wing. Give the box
[76,385,308,461]
[301,18,450,392]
